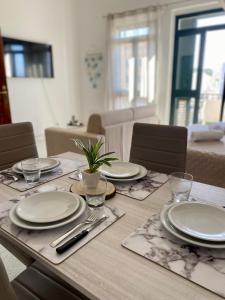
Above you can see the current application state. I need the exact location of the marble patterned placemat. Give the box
[0,157,85,192]
[0,184,125,264]
[114,171,168,200]
[70,171,168,201]
[122,209,225,298]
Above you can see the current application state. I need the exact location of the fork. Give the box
[0,171,19,182]
[50,211,99,248]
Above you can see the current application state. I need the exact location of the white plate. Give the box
[160,204,225,249]
[100,162,140,178]
[168,202,225,242]
[15,158,59,172]
[104,165,147,182]
[9,196,86,230]
[12,162,61,175]
[16,191,80,223]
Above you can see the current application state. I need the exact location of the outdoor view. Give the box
[173,11,225,126]
[199,28,225,124]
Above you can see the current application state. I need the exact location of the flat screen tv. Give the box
[2,37,54,78]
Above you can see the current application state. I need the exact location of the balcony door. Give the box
[170,9,225,126]
[0,30,11,124]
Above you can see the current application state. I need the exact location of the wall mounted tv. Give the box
[2,37,54,78]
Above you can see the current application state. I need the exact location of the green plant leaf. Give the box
[97,151,117,160]
[73,138,118,172]
[95,157,117,165]
[102,161,111,166]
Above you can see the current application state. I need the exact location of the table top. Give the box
[1,152,225,300]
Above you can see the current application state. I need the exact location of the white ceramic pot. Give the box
[81,170,100,188]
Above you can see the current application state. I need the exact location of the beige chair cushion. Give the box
[87,108,133,134]
[101,108,133,127]
[0,122,37,170]
[130,123,187,174]
[86,114,104,134]
[45,127,101,156]
[86,109,134,160]
[132,104,156,120]
[45,105,159,160]
[186,149,225,188]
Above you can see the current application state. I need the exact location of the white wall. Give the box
[0,0,81,137]
[0,0,221,135]
[76,0,221,124]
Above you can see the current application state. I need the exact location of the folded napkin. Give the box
[190,130,224,142]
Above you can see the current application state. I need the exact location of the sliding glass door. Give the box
[200,29,225,123]
[170,9,225,126]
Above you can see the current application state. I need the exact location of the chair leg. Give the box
[0,256,17,300]
[0,236,34,266]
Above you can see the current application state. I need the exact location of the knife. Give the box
[56,216,108,254]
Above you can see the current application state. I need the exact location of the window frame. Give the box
[112,25,153,107]
[170,8,225,125]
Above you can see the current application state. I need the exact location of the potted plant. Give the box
[73,138,117,188]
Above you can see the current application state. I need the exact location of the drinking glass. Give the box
[83,175,107,215]
[21,158,41,185]
[169,172,193,202]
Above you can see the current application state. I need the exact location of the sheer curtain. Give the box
[221,0,225,9]
[106,8,159,110]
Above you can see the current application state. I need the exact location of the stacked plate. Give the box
[9,191,86,230]
[160,202,225,248]
[99,161,147,182]
[12,158,60,174]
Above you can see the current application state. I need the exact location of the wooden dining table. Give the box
[0,152,225,300]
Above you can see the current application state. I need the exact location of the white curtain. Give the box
[105,8,159,110]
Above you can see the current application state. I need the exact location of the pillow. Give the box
[190,130,224,142]
[208,122,225,134]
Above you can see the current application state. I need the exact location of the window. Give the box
[106,9,157,110]
[178,10,225,30]
[171,9,225,126]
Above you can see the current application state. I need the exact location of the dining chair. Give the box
[129,123,187,174]
[0,122,38,171]
[0,122,37,266]
[186,149,225,188]
[0,256,88,300]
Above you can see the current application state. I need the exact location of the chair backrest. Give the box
[0,256,88,300]
[130,123,187,174]
[186,149,225,188]
[0,122,38,170]
[0,256,17,300]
